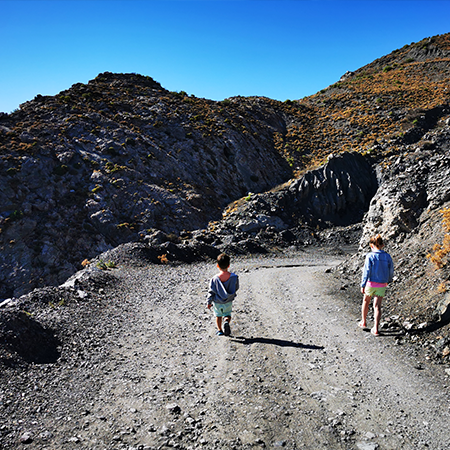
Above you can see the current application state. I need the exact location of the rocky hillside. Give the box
[1,33,450,302]
[0,75,295,297]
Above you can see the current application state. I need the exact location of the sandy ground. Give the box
[1,250,450,449]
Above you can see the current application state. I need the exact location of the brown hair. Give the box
[217,253,230,270]
[369,234,384,249]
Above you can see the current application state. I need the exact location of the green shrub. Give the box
[96,259,117,270]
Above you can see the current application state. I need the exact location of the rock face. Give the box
[339,117,450,328]
[216,151,377,233]
[288,152,378,226]
[360,139,450,246]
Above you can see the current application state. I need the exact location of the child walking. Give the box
[207,253,239,336]
[360,234,394,336]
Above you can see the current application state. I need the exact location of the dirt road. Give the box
[2,251,450,449]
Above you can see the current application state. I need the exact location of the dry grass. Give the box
[427,207,450,269]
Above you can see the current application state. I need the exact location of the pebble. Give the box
[166,403,181,414]
[356,442,379,450]
[19,432,33,444]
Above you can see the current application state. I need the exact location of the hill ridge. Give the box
[0,32,449,300]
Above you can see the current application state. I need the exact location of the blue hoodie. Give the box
[207,273,239,305]
[361,250,394,288]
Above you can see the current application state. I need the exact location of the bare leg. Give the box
[216,316,223,332]
[360,294,372,327]
[372,296,383,335]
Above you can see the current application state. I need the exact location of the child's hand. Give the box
[207,303,212,310]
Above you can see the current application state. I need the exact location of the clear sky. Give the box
[1,0,449,113]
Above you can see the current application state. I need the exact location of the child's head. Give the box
[369,234,384,249]
[217,253,230,271]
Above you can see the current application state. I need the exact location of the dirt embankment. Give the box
[1,250,450,449]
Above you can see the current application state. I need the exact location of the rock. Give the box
[166,403,181,414]
[289,152,378,226]
[144,230,169,245]
[435,293,450,322]
[403,322,414,331]
[19,432,33,444]
[219,152,377,244]
[237,214,287,233]
[0,298,15,308]
[356,443,379,450]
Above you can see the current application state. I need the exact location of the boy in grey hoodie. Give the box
[207,253,239,336]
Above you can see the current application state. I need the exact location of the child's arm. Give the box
[361,255,371,289]
[206,278,216,308]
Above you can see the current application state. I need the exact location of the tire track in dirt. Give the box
[62,253,450,450]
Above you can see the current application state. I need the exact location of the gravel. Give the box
[1,247,450,449]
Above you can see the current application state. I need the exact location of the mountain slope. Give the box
[279,34,450,170]
[0,74,296,296]
[0,33,450,298]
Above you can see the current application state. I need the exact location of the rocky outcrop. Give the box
[338,120,450,332]
[287,152,378,226]
[215,152,377,233]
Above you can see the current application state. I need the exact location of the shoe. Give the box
[224,321,231,336]
[216,330,224,336]
[371,327,380,336]
[358,321,366,329]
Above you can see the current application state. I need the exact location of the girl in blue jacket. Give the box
[360,234,394,336]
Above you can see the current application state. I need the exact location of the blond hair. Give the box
[369,234,384,249]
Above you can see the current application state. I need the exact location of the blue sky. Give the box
[1,0,449,113]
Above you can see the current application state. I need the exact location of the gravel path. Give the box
[1,250,450,449]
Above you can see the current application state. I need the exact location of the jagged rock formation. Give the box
[223,151,377,230]
[362,127,450,244]
[0,33,450,299]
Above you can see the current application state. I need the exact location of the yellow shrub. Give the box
[158,254,169,264]
[427,208,450,269]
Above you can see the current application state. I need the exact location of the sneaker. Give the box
[216,330,224,336]
[223,321,231,336]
